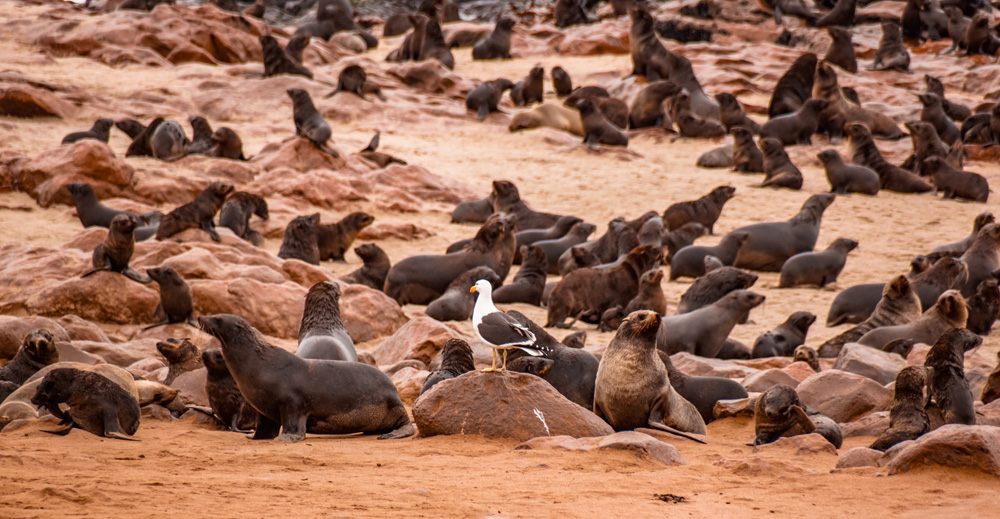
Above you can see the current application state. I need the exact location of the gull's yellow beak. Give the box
[470,286,477,293]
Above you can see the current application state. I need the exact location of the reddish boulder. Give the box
[14,141,135,207]
[887,425,1000,476]
[796,370,892,423]
[370,316,463,366]
[24,274,159,325]
[0,84,74,118]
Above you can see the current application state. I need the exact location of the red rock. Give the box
[190,278,304,339]
[55,341,104,365]
[340,284,408,344]
[515,431,687,466]
[370,316,463,366]
[742,368,800,392]
[14,141,135,207]
[251,139,346,173]
[0,316,71,359]
[670,352,757,378]
[169,367,209,407]
[358,222,435,241]
[74,338,160,367]
[887,425,1000,476]
[832,343,906,385]
[391,367,429,406]
[365,164,477,205]
[781,361,817,381]
[839,411,889,438]
[713,396,757,419]
[413,370,614,441]
[281,259,335,288]
[56,315,111,343]
[0,84,73,118]
[553,20,629,56]
[23,273,159,326]
[166,44,218,65]
[796,370,892,423]
[386,60,468,96]
[836,447,883,469]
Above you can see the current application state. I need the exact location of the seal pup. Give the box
[818,275,921,357]
[420,17,456,69]
[858,290,969,349]
[356,132,406,168]
[672,93,726,138]
[218,192,268,246]
[66,182,157,230]
[814,62,904,140]
[629,80,680,129]
[115,118,145,140]
[959,222,1000,297]
[870,20,910,71]
[155,181,233,242]
[287,89,336,156]
[779,238,858,288]
[924,157,989,203]
[753,384,843,448]
[185,116,214,155]
[751,311,816,358]
[202,348,257,432]
[62,118,113,144]
[769,53,817,118]
[555,0,590,27]
[125,117,163,157]
[426,267,501,321]
[676,264,758,314]
[715,93,760,133]
[966,13,1000,55]
[925,328,979,425]
[472,17,514,59]
[656,350,748,424]
[317,212,375,262]
[466,79,514,121]
[760,98,827,146]
[733,193,834,272]
[846,123,933,193]
[199,314,414,441]
[420,339,475,394]
[624,269,667,316]
[817,149,879,195]
[793,345,821,372]
[670,231,749,280]
[902,121,950,172]
[533,222,596,274]
[144,267,196,330]
[155,338,202,386]
[569,97,628,146]
[0,329,58,386]
[661,223,707,262]
[296,281,357,362]
[966,278,999,335]
[593,311,707,441]
[30,368,140,440]
[919,93,960,145]
[551,66,573,97]
[924,75,971,122]
[514,215,583,258]
[341,243,391,291]
[870,366,929,451]
[760,138,803,190]
[510,65,544,106]
[824,27,857,73]
[945,7,970,53]
[731,127,764,173]
[83,213,149,283]
[493,245,546,306]
[663,185,735,234]
[657,290,765,358]
[277,213,321,265]
[329,65,384,101]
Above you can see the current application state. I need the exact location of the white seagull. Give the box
[470,279,549,371]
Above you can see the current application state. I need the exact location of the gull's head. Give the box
[470,279,492,294]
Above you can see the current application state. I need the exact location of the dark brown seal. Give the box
[555,0,590,27]
[676,264,758,314]
[385,213,516,305]
[198,314,414,441]
[493,245,547,306]
[753,384,842,448]
[0,329,58,386]
[420,338,475,394]
[670,231,749,280]
[815,62,904,140]
[593,311,707,440]
[533,222,597,275]
[760,138,803,190]
[628,4,672,80]
[628,80,680,129]
[490,180,562,231]
[66,182,158,230]
[779,237,858,288]
[125,117,163,157]
[823,27,857,73]
[62,118,113,145]
[115,118,146,140]
[656,290,765,358]
[816,0,856,27]
[817,149,879,195]
[716,93,761,133]
[859,290,969,349]
[751,311,817,358]
[846,123,933,193]
[818,275,922,357]
[769,53,817,118]
[870,20,910,71]
[202,347,257,432]
[871,366,929,451]
[960,222,1000,297]
[966,278,999,335]
[451,196,493,224]
[732,193,835,271]
[466,78,514,122]
[356,132,407,168]
[656,350,749,424]
[341,243,391,291]
[297,281,357,362]
[261,35,313,79]
[924,157,989,203]
[760,98,827,146]
[663,222,709,262]
[732,127,764,173]
[793,345,821,372]
[568,95,629,129]
[317,212,374,262]
[510,65,544,106]
[84,213,149,283]
[568,97,628,146]
[902,121,950,173]
[145,267,196,330]
[31,368,140,440]
[386,14,427,61]
[287,88,335,154]
[966,13,1000,55]
[155,338,202,386]
[514,215,583,260]
[552,66,573,97]
[924,74,971,122]
[155,181,233,242]
[472,17,514,59]
[218,192,268,246]
[209,127,246,160]
[624,269,667,316]
[925,328,980,425]
[945,7,969,52]
[673,93,726,139]
[918,93,960,145]
[663,185,735,234]
[426,266,501,321]
[330,65,385,101]
[277,213,321,265]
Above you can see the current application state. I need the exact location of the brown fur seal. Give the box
[199,314,414,441]
[760,98,827,146]
[202,348,257,432]
[218,192,268,246]
[859,290,968,349]
[925,328,979,425]
[555,0,590,27]
[426,266,500,321]
[125,117,162,157]
[31,368,140,440]
[733,193,835,272]
[769,53,817,118]
[945,7,970,52]
[663,222,708,262]
[283,35,308,65]
[66,182,158,230]
[208,127,245,160]
[966,13,1000,55]
[924,157,989,203]
[490,180,563,231]
[155,338,202,386]
[148,120,189,161]
[287,89,335,154]
[386,14,428,61]
[871,366,929,450]
[624,269,667,316]
[824,27,857,73]
[186,116,213,155]
[919,93,960,145]
[156,181,233,242]
[472,17,514,59]
[982,352,1000,405]
[568,95,628,130]
[732,127,765,173]
[562,331,586,349]
[296,281,356,362]
[62,118,113,145]
[511,65,544,106]
[870,20,910,71]
[751,311,816,358]
[546,246,660,328]
[593,311,707,440]
[663,185,735,234]
[674,99,726,139]
[793,345,821,372]
[532,222,596,274]
[656,350,749,424]
[960,222,1000,297]
[815,62,904,140]
[83,213,149,283]
[0,330,58,386]
[317,212,374,262]
[779,238,858,288]
[670,232,749,280]
[552,66,573,96]
[420,338,475,394]
[753,384,842,448]
[466,78,514,122]
[656,290,766,358]
[760,138,803,190]
[509,103,584,137]
[819,275,922,357]
[493,246,547,306]
[628,81,681,130]
[902,121,950,172]
[676,264,758,314]
[514,215,583,258]
[386,214,516,305]
[628,5,672,80]
[277,213,321,265]
[341,243,391,291]
[817,149,879,195]
[421,18,456,69]
[925,74,971,122]
[115,118,145,140]
[330,65,385,101]
[846,123,933,193]
[261,35,312,79]
[451,196,493,224]
[966,278,999,335]
[568,97,628,146]
[716,93,761,134]
[145,267,196,329]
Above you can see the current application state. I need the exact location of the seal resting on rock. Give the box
[778,237,858,288]
[656,290,765,358]
[510,65,544,106]
[317,212,375,262]
[0,329,58,386]
[218,192,268,246]
[924,328,980,425]
[278,213,322,265]
[870,366,929,451]
[30,368,140,440]
[341,244,391,291]
[66,182,159,230]
[199,314,414,442]
[84,213,149,283]
[156,181,234,242]
[420,339,475,395]
[751,311,816,358]
[155,338,201,386]
[145,266,196,329]
[663,185,735,234]
[287,88,336,155]
[62,118,113,144]
[732,193,836,272]
[769,53,817,118]
[753,384,842,448]
[296,281,357,362]
[858,290,969,349]
[593,310,707,441]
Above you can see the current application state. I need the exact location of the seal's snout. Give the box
[197,315,215,333]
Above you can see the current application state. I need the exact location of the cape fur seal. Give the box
[155,338,202,386]
[296,281,357,362]
[66,182,159,230]
[532,222,596,274]
[676,264,758,314]
[760,138,803,190]
[966,278,999,335]
[815,62,904,140]
[817,149,880,195]
[732,193,836,272]
[858,290,969,349]
[202,348,258,432]
[317,212,374,262]
[467,79,514,122]
[62,118,113,144]
[982,352,1000,405]
[31,368,141,440]
[924,328,980,425]
[420,339,475,394]
[715,93,761,133]
[818,275,922,357]
[492,245,547,306]
[330,65,384,101]
[0,329,58,386]
[426,266,500,321]
[760,98,828,146]
[870,20,910,71]
[670,231,749,280]
[218,192,268,246]
[509,103,584,136]
[629,80,680,129]
[824,27,857,73]
[924,75,971,122]
[568,98,628,146]
[924,157,989,203]
[656,350,748,423]
[778,237,858,288]
[287,89,335,154]
[769,53,817,118]
[489,180,563,230]
[555,0,590,27]
[199,314,414,441]
[662,185,735,234]
[149,120,189,161]
[846,123,933,193]
[261,35,312,79]
[277,213,321,265]
[145,267,196,329]
[510,65,544,106]
[552,66,573,96]
[83,213,149,283]
[870,366,930,451]
[341,243,391,291]
[472,17,514,59]
[356,132,407,168]
[656,290,765,358]
[918,93,960,145]
[186,116,214,155]
[959,222,1000,297]
[751,311,816,358]
[451,196,493,224]
[753,384,842,448]
[155,181,234,242]
[629,5,673,80]
[514,215,583,259]
[732,127,764,173]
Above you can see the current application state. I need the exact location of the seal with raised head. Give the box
[209,127,246,160]
[778,237,858,288]
[66,182,157,230]
[472,17,514,59]
[966,277,999,335]
[514,215,583,259]
[155,181,233,242]
[341,243,391,291]
[982,351,1000,405]
[202,347,258,432]
[420,338,475,394]
[568,97,628,146]
[451,196,493,224]
[145,267,196,330]
[870,20,910,71]
[155,338,202,386]
[663,185,735,234]
[870,366,929,451]
[199,314,414,441]
[426,266,501,321]
[62,118,113,144]
[628,4,673,80]
[510,65,544,106]
[769,53,817,118]
[814,62,904,140]
[731,127,764,173]
[330,65,383,101]
[760,98,827,146]
[489,180,563,231]
[656,290,766,358]
[287,89,335,154]
[466,78,515,122]
[533,222,597,275]
[959,222,1000,297]
[555,0,590,27]
[125,117,163,157]
[186,116,214,155]
[83,213,149,283]
[218,192,268,246]
[552,66,573,96]
[733,193,835,271]
[846,123,933,193]
[966,13,1000,55]
[0,329,58,386]
[261,35,313,78]
[902,121,950,173]
[817,149,879,195]
[824,26,857,73]
[656,350,748,424]
[751,311,816,358]
[493,245,547,306]
[925,328,979,425]
[356,132,406,168]
[593,310,707,441]
[30,367,140,440]
[317,212,375,262]
[924,157,989,203]
[818,275,922,357]
[753,384,842,448]
[296,281,357,362]
[760,138,803,190]
[793,345,821,371]
[924,74,971,122]
[662,222,709,263]
[715,93,761,133]
[670,231,749,280]
[278,213,321,265]
[918,93,960,145]
[859,290,969,349]
[676,264,758,314]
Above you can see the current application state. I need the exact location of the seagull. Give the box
[471,279,549,371]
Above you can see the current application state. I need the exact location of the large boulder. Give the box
[832,343,907,385]
[24,274,160,325]
[796,370,892,423]
[836,447,882,469]
[514,431,686,466]
[413,370,614,441]
[0,316,71,359]
[370,317,464,366]
[670,352,757,378]
[887,425,1000,476]
[14,140,135,206]
[742,368,800,392]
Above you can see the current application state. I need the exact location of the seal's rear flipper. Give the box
[81,267,109,278]
[363,132,381,152]
[123,269,152,284]
[42,424,75,436]
[477,104,490,122]
[378,421,415,440]
[645,420,707,444]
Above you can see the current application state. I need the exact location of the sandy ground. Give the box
[1,1,1000,517]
